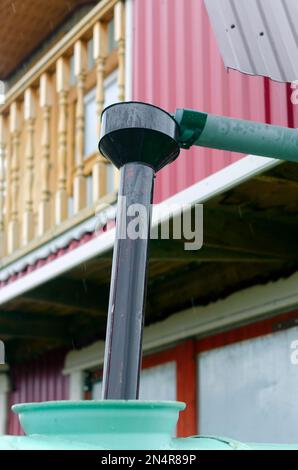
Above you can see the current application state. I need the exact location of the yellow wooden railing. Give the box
[0,0,125,259]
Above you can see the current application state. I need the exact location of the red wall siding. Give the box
[133,0,297,203]
[7,350,69,435]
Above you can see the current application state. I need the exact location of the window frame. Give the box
[195,309,298,436]
[67,47,118,192]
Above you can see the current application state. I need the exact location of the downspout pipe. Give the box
[176,108,298,163]
[99,102,180,399]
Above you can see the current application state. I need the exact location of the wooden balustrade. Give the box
[74,40,87,213]
[92,21,108,203]
[55,57,69,225]
[23,87,36,245]
[0,0,124,260]
[0,114,6,257]
[38,73,53,236]
[8,102,20,254]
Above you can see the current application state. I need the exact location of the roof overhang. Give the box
[1,154,298,361]
[0,0,98,81]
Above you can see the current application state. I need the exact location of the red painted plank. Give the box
[176,340,197,437]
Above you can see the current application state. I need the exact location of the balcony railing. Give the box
[0,0,125,260]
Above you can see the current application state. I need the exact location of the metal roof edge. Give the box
[0,204,117,282]
[204,0,298,83]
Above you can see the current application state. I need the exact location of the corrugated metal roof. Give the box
[204,0,298,83]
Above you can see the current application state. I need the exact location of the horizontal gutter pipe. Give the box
[176,108,298,163]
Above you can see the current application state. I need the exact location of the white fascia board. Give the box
[0,154,280,305]
[63,267,298,374]
[152,155,280,225]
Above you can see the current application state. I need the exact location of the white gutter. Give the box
[151,154,280,225]
[0,154,280,305]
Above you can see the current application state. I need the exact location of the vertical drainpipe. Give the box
[99,102,180,399]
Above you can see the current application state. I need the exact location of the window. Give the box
[68,196,74,217]
[106,163,115,194]
[198,326,298,444]
[92,379,102,399]
[87,37,95,70]
[103,70,118,194]
[104,69,118,108]
[139,362,176,401]
[86,174,93,206]
[69,55,75,85]
[87,362,176,401]
[84,70,118,157]
[84,87,97,157]
[107,17,116,52]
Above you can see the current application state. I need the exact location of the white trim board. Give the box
[63,267,298,375]
[0,154,280,305]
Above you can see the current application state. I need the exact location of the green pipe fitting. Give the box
[176,109,298,163]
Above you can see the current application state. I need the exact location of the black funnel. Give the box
[99,101,180,171]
